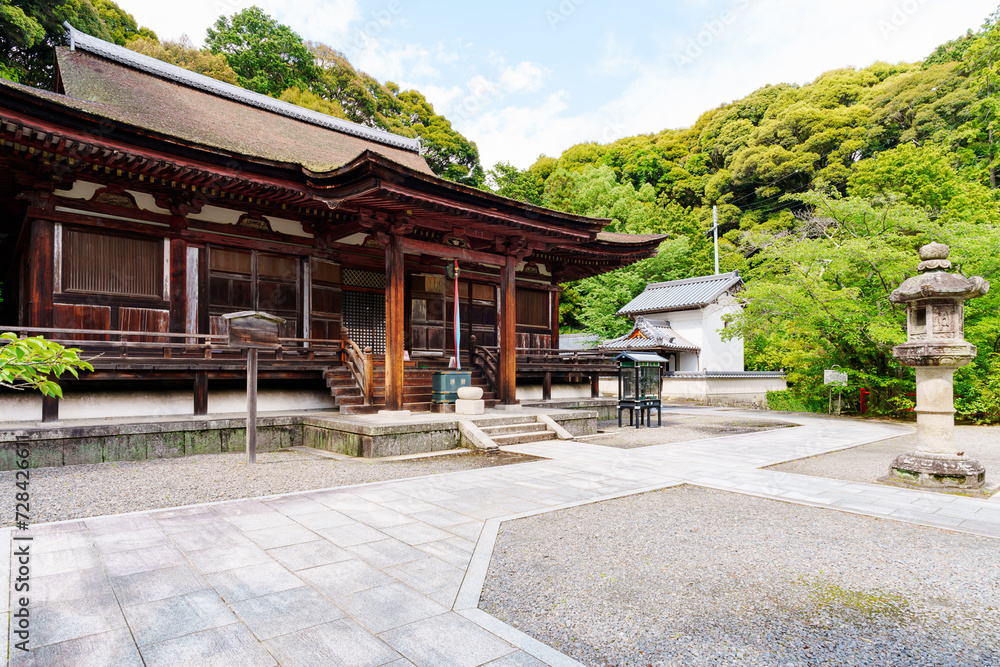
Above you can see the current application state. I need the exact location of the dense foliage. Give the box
[489,7,1000,419]
[126,36,238,85]
[0,0,155,86]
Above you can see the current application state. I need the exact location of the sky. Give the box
[115,0,999,171]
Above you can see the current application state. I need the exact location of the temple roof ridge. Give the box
[64,24,422,154]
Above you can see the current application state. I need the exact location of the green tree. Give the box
[205,6,319,97]
[0,0,151,87]
[91,0,154,45]
[126,36,238,85]
[487,162,544,205]
[727,193,925,411]
[0,333,93,397]
[395,90,485,187]
[278,85,346,118]
[569,237,692,338]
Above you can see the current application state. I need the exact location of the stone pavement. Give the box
[4,409,1000,666]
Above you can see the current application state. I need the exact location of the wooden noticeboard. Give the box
[223,310,284,348]
[222,311,286,464]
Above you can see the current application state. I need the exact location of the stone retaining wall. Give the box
[0,410,598,468]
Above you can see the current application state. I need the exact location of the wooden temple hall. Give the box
[0,27,663,421]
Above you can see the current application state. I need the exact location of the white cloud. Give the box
[353,42,438,81]
[413,84,465,113]
[116,0,363,46]
[499,61,548,92]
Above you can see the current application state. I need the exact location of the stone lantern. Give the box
[885,242,990,491]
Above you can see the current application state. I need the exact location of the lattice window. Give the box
[63,227,162,298]
[342,290,385,353]
[342,269,386,289]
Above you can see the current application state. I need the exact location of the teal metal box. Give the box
[432,371,471,403]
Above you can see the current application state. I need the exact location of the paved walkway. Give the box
[5,409,1000,666]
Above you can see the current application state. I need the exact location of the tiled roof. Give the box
[601,317,700,352]
[617,271,742,316]
[51,25,432,174]
[559,333,601,351]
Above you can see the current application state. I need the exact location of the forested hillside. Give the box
[0,2,485,186]
[489,8,1000,420]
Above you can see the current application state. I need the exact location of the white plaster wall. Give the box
[701,295,744,372]
[187,205,310,238]
[664,310,702,371]
[55,182,174,215]
[661,376,787,404]
[0,389,336,423]
[600,375,786,404]
[516,383,591,401]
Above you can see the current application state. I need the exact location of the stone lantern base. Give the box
[881,451,994,494]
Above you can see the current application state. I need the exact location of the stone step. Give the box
[489,430,557,446]
[480,422,544,437]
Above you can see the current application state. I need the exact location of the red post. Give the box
[499,255,517,405]
[384,234,405,411]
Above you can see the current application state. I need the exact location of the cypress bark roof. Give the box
[53,26,431,175]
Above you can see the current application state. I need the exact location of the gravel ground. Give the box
[0,449,535,527]
[770,423,1000,495]
[480,486,1000,667]
[591,414,793,449]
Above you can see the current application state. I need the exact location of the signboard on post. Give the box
[824,367,847,415]
[824,369,848,386]
[222,311,285,464]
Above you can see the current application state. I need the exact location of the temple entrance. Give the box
[408,274,496,356]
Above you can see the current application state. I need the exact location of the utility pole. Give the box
[713,205,719,275]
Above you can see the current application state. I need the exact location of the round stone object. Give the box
[457,386,483,400]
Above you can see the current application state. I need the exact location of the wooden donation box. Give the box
[222,311,285,464]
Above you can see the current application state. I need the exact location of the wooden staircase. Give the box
[324,354,498,414]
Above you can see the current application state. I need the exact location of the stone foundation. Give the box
[0,416,302,470]
[0,409,598,468]
[886,451,987,490]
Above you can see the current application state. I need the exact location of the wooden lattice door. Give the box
[342,290,385,354]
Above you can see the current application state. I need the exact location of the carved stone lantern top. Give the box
[889,243,989,368]
[889,243,989,305]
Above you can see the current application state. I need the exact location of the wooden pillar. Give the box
[28,219,54,328]
[543,371,552,401]
[246,348,258,464]
[384,234,405,411]
[550,287,560,350]
[29,218,56,420]
[499,255,517,405]
[193,371,208,416]
[41,394,58,422]
[168,238,187,333]
[591,373,600,398]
